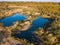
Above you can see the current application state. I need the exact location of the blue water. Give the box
[0,13,26,26]
[13,16,49,42]
[0,13,49,44]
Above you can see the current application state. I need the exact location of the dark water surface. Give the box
[0,13,49,45]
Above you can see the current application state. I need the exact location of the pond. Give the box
[0,13,26,26]
[0,13,49,45]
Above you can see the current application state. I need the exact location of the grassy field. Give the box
[0,2,60,45]
[0,2,60,19]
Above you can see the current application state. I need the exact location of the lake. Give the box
[0,13,49,45]
[0,13,26,26]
